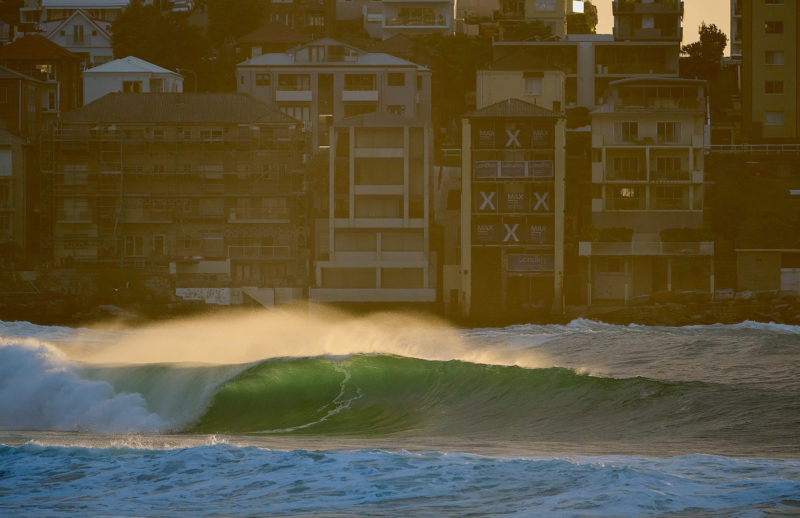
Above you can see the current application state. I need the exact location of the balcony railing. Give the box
[56,210,92,222]
[579,241,713,256]
[228,246,291,259]
[228,207,290,222]
[650,169,690,182]
[606,170,646,181]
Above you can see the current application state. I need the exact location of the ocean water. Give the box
[1,310,799,516]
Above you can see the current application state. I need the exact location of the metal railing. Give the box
[228,245,291,259]
[579,241,713,256]
[708,144,800,154]
[228,207,291,221]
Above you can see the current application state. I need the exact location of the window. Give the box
[344,74,375,91]
[765,51,784,65]
[765,21,783,33]
[388,105,406,115]
[277,74,310,91]
[240,75,244,85]
[611,157,640,180]
[149,78,163,92]
[525,77,543,95]
[153,235,166,256]
[652,185,688,210]
[417,76,423,90]
[534,0,556,11]
[765,81,784,94]
[73,24,84,43]
[255,73,270,86]
[279,104,310,121]
[123,81,142,93]
[388,73,405,86]
[307,14,325,26]
[764,111,784,126]
[597,258,623,273]
[607,185,643,210]
[657,122,681,143]
[615,121,638,143]
[124,236,143,257]
[393,7,439,26]
[344,103,377,117]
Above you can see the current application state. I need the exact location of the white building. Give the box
[310,112,436,304]
[43,9,113,69]
[83,56,184,105]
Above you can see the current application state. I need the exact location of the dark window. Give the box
[388,73,405,86]
[256,73,270,86]
[765,21,783,33]
[765,81,784,94]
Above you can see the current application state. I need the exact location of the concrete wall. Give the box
[737,251,782,291]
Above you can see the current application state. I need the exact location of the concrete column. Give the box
[403,125,409,225]
[460,118,472,318]
[667,258,672,292]
[710,257,715,299]
[349,126,355,224]
[587,256,592,306]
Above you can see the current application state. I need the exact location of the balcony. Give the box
[579,241,713,256]
[650,169,690,182]
[342,90,379,102]
[56,210,92,223]
[606,170,646,182]
[617,97,702,112]
[228,207,291,222]
[613,0,683,15]
[276,90,313,102]
[228,245,291,260]
[121,210,173,223]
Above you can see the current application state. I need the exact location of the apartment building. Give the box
[613,0,683,42]
[0,35,83,129]
[83,56,184,105]
[0,131,29,256]
[477,64,565,111]
[265,0,334,37]
[309,112,436,304]
[41,93,309,306]
[356,0,454,40]
[459,98,566,320]
[741,0,799,142]
[237,38,432,151]
[579,77,713,303]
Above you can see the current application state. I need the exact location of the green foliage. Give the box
[680,23,728,81]
[660,228,713,242]
[413,34,492,130]
[501,21,552,42]
[204,0,265,46]
[567,1,598,34]
[0,0,23,24]
[111,0,212,75]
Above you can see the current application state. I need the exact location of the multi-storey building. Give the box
[0,131,29,256]
[612,0,683,42]
[265,0,333,38]
[352,0,454,40]
[741,0,799,142]
[477,65,565,111]
[237,38,432,151]
[41,93,309,306]
[579,77,713,303]
[309,112,436,304]
[459,98,566,320]
[0,35,83,130]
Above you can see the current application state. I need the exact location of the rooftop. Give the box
[467,98,560,119]
[84,56,181,76]
[0,34,80,61]
[63,93,298,125]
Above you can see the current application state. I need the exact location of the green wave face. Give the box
[189,355,756,439]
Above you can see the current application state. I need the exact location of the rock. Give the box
[735,290,756,302]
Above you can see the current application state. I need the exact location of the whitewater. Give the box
[1,309,799,516]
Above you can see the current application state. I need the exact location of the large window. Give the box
[525,77,543,95]
[344,74,375,91]
[123,81,142,93]
[255,73,270,86]
[615,121,638,143]
[611,157,641,180]
[765,81,784,94]
[764,111,784,126]
[765,51,785,65]
[534,0,557,11]
[657,122,681,143]
[607,186,644,210]
[652,185,688,210]
[390,7,439,26]
[765,21,783,33]
[277,74,310,91]
[279,104,310,121]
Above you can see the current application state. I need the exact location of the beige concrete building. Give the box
[236,38,432,151]
[580,77,713,303]
[612,0,683,42]
[741,0,799,142]
[477,67,566,112]
[42,93,309,306]
[459,98,566,320]
[309,112,436,304]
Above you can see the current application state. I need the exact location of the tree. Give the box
[567,1,598,34]
[680,23,728,81]
[0,0,23,25]
[204,0,265,47]
[111,0,213,88]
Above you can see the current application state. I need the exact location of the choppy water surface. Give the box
[1,312,799,516]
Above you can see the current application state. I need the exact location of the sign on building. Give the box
[507,254,554,272]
